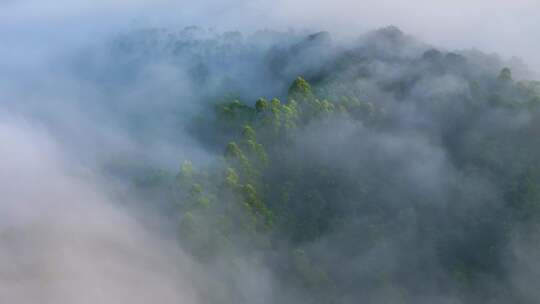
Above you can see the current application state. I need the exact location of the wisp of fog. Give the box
[1,1,540,304]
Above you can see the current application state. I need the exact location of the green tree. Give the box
[288,76,314,102]
[498,67,513,82]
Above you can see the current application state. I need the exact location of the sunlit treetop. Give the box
[288,77,314,102]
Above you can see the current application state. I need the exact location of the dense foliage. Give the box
[130,27,540,304]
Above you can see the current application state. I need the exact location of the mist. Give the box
[1,1,540,304]
[0,116,202,303]
[2,0,539,74]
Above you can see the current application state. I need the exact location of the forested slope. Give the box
[117,27,540,304]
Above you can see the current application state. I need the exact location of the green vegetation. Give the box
[126,27,540,303]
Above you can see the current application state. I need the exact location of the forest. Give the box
[1,1,540,301]
[111,26,540,303]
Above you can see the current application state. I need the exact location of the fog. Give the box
[2,0,539,74]
[0,116,201,303]
[1,1,540,303]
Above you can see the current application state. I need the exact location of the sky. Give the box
[1,0,539,74]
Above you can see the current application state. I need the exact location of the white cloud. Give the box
[0,116,201,303]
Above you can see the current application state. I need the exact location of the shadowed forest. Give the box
[118,26,540,303]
